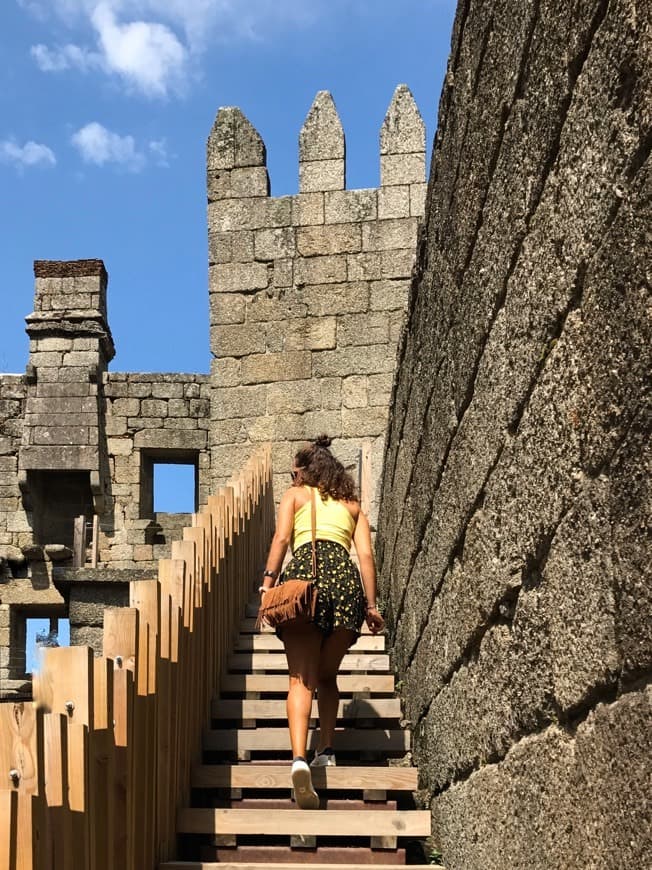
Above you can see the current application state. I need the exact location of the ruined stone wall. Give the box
[101,371,210,567]
[0,376,27,555]
[376,1,651,868]
[207,87,426,520]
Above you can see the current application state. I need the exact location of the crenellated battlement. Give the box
[207,86,426,518]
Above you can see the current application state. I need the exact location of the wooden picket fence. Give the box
[0,446,274,870]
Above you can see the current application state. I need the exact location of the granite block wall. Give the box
[376,1,651,867]
[207,87,426,520]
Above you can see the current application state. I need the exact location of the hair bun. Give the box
[313,434,332,449]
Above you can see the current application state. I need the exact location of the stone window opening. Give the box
[139,449,199,545]
[25,615,70,675]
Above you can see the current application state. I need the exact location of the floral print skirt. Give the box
[279,540,366,640]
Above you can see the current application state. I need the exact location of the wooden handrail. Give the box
[0,446,274,870]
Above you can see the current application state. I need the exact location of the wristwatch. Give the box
[263,569,278,580]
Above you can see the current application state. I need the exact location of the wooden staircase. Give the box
[160,603,431,869]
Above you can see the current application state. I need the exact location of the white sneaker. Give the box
[291,759,319,809]
[310,749,337,767]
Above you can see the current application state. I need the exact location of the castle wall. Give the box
[207,88,426,521]
[376,0,651,867]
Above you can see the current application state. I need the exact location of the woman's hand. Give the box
[365,606,385,635]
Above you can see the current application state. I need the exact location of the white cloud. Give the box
[0,139,56,169]
[71,122,145,170]
[31,42,102,72]
[24,0,333,97]
[91,3,187,97]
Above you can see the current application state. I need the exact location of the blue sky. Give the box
[1,0,457,377]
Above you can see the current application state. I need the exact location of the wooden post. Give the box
[91,515,100,568]
[73,515,86,567]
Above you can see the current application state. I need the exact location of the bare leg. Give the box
[281,623,323,758]
[316,629,356,751]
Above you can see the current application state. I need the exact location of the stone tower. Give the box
[207,86,426,521]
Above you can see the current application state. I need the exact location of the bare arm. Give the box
[352,510,385,634]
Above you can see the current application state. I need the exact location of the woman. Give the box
[259,435,385,809]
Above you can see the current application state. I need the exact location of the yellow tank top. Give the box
[292,486,356,552]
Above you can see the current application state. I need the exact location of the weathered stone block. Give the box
[107,437,133,456]
[266,380,321,415]
[302,283,369,317]
[241,352,311,385]
[324,189,378,224]
[209,293,246,325]
[210,262,271,294]
[111,398,140,417]
[378,186,411,220]
[337,312,389,346]
[62,351,101,367]
[296,224,362,257]
[342,406,388,437]
[32,426,89,445]
[312,346,395,378]
[254,227,296,261]
[292,193,325,226]
[272,259,293,288]
[150,382,184,399]
[409,182,427,217]
[370,279,410,311]
[213,324,267,358]
[380,85,426,156]
[209,196,292,232]
[133,430,207,450]
[211,385,268,420]
[299,159,345,193]
[294,255,347,286]
[343,376,368,409]
[69,625,105,655]
[282,317,337,352]
[320,377,342,410]
[208,230,255,265]
[380,153,425,186]
[362,218,419,252]
[346,252,382,281]
[245,294,307,323]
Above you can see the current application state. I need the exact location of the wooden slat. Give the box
[220,673,395,694]
[228,654,390,673]
[191,764,418,791]
[211,698,401,720]
[177,807,431,836]
[203,727,410,753]
[234,634,385,652]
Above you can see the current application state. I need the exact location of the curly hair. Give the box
[293,435,358,502]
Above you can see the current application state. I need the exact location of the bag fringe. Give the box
[256,579,317,630]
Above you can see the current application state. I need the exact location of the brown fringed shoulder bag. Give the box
[256,488,318,630]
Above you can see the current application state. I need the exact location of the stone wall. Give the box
[207,87,426,520]
[376,1,651,867]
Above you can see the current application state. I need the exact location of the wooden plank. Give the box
[220,673,394,694]
[203,728,410,753]
[0,789,17,870]
[234,635,385,652]
[103,607,138,671]
[0,702,38,796]
[176,808,431,837]
[36,645,94,728]
[73,514,86,567]
[161,863,419,870]
[240,617,374,635]
[191,764,419,791]
[211,698,401,721]
[227,654,390,673]
[193,849,408,866]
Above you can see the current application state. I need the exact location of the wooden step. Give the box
[211,698,401,721]
[199,847,407,864]
[177,808,431,837]
[241,617,374,635]
[234,635,385,652]
[203,728,410,753]
[192,765,418,791]
[218,799,397,811]
[220,674,395,694]
[228,654,390,673]
[162,863,418,869]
